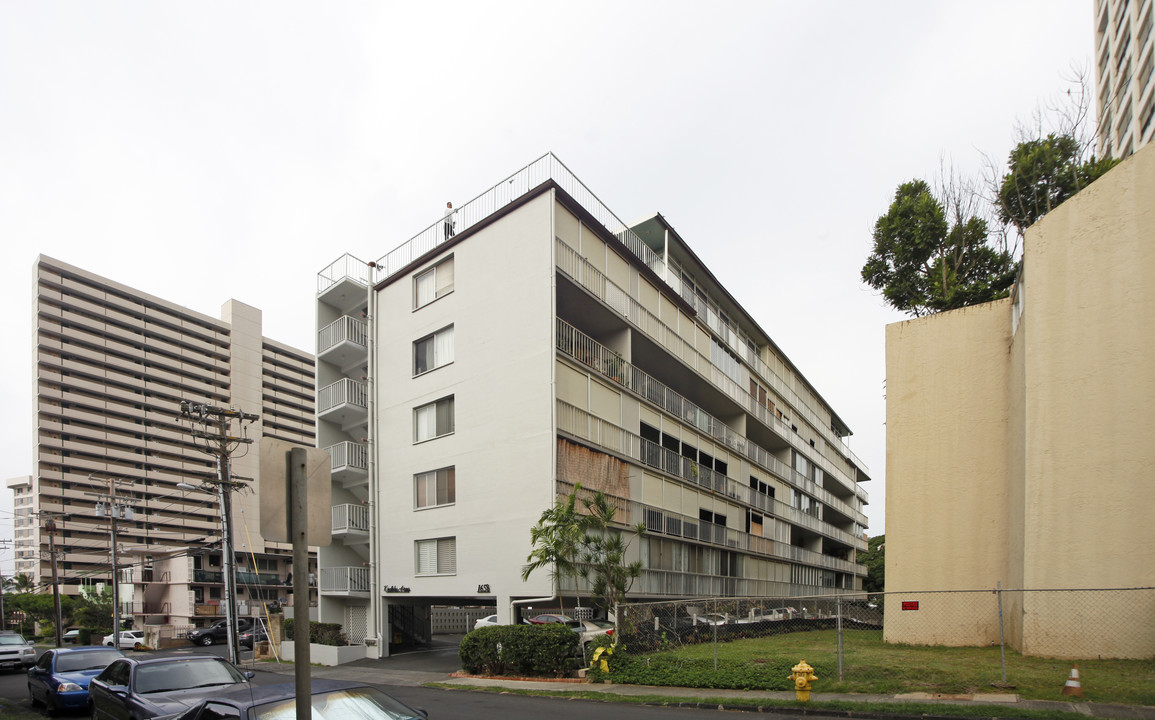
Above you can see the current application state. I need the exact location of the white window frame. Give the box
[415,537,456,575]
[413,396,455,443]
[413,256,454,310]
[414,467,455,509]
[413,325,454,376]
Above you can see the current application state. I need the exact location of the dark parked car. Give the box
[27,646,124,713]
[0,631,36,672]
[238,626,267,650]
[89,655,254,720]
[161,679,426,720]
[186,619,252,647]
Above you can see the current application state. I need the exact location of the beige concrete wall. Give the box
[884,143,1155,657]
[1015,143,1155,658]
[884,299,1013,646]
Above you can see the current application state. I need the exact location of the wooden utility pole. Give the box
[178,401,258,666]
[44,519,63,646]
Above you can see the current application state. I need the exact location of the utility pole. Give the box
[44,519,63,647]
[89,475,132,642]
[0,539,10,631]
[178,401,258,666]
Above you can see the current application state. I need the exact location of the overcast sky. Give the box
[0,1,1093,575]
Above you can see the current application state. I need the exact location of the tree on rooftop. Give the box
[861,178,1016,317]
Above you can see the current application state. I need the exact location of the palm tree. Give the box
[578,490,645,619]
[522,486,585,614]
[12,573,35,593]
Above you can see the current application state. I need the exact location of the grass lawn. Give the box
[626,629,1155,706]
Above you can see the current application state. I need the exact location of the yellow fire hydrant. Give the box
[787,659,818,702]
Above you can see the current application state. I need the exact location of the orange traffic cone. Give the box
[1061,664,1083,697]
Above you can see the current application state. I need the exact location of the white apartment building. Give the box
[1095,0,1155,158]
[315,155,871,657]
[17,256,316,629]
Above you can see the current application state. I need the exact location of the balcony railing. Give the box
[558,401,867,552]
[317,253,373,294]
[332,503,370,533]
[556,246,865,493]
[557,480,864,576]
[318,316,368,356]
[556,320,867,527]
[318,378,368,415]
[194,570,224,583]
[326,441,368,472]
[320,566,371,594]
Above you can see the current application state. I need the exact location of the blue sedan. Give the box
[28,646,125,713]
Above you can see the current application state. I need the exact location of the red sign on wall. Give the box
[901,601,920,611]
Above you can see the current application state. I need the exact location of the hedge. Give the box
[459,623,580,677]
[283,619,346,646]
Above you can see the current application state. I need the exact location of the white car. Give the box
[473,614,498,630]
[102,630,145,650]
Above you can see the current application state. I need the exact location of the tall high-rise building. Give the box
[315,154,871,658]
[1095,0,1155,158]
[18,256,316,628]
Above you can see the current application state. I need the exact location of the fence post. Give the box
[996,582,1007,683]
[836,595,844,681]
[712,597,718,672]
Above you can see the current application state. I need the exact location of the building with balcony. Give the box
[316,154,871,658]
[18,256,317,628]
[1095,0,1154,158]
[884,144,1155,658]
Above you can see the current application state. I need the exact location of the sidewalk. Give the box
[253,656,1155,719]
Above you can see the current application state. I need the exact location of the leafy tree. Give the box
[859,535,885,594]
[578,491,645,618]
[12,573,34,593]
[997,133,1118,235]
[522,487,585,614]
[72,585,114,629]
[862,180,1016,317]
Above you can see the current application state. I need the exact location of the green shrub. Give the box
[283,619,346,646]
[593,645,806,690]
[459,623,579,677]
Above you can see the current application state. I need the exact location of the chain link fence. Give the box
[614,588,1155,691]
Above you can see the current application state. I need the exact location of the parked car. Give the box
[571,619,614,644]
[691,613,729,626]
[524,614,573,625]
[0,631,36,672]
[160,679,426,720]
[89,655,254,720]
[472,615,498,630]
[27,646,124,713]
[187,618,252,647]
[103,630,146,649]
[238,626,267,650]
[62,629,82,644]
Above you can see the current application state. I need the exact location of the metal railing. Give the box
[556,471,863,577]
[320,566,371,594]
[557,320,867,527]
[325,441,368,472]
[318,316,368,356]
[318,378,368,415]
[332,503,369,533]
[317,253,373,294]
[556,243,865,500]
